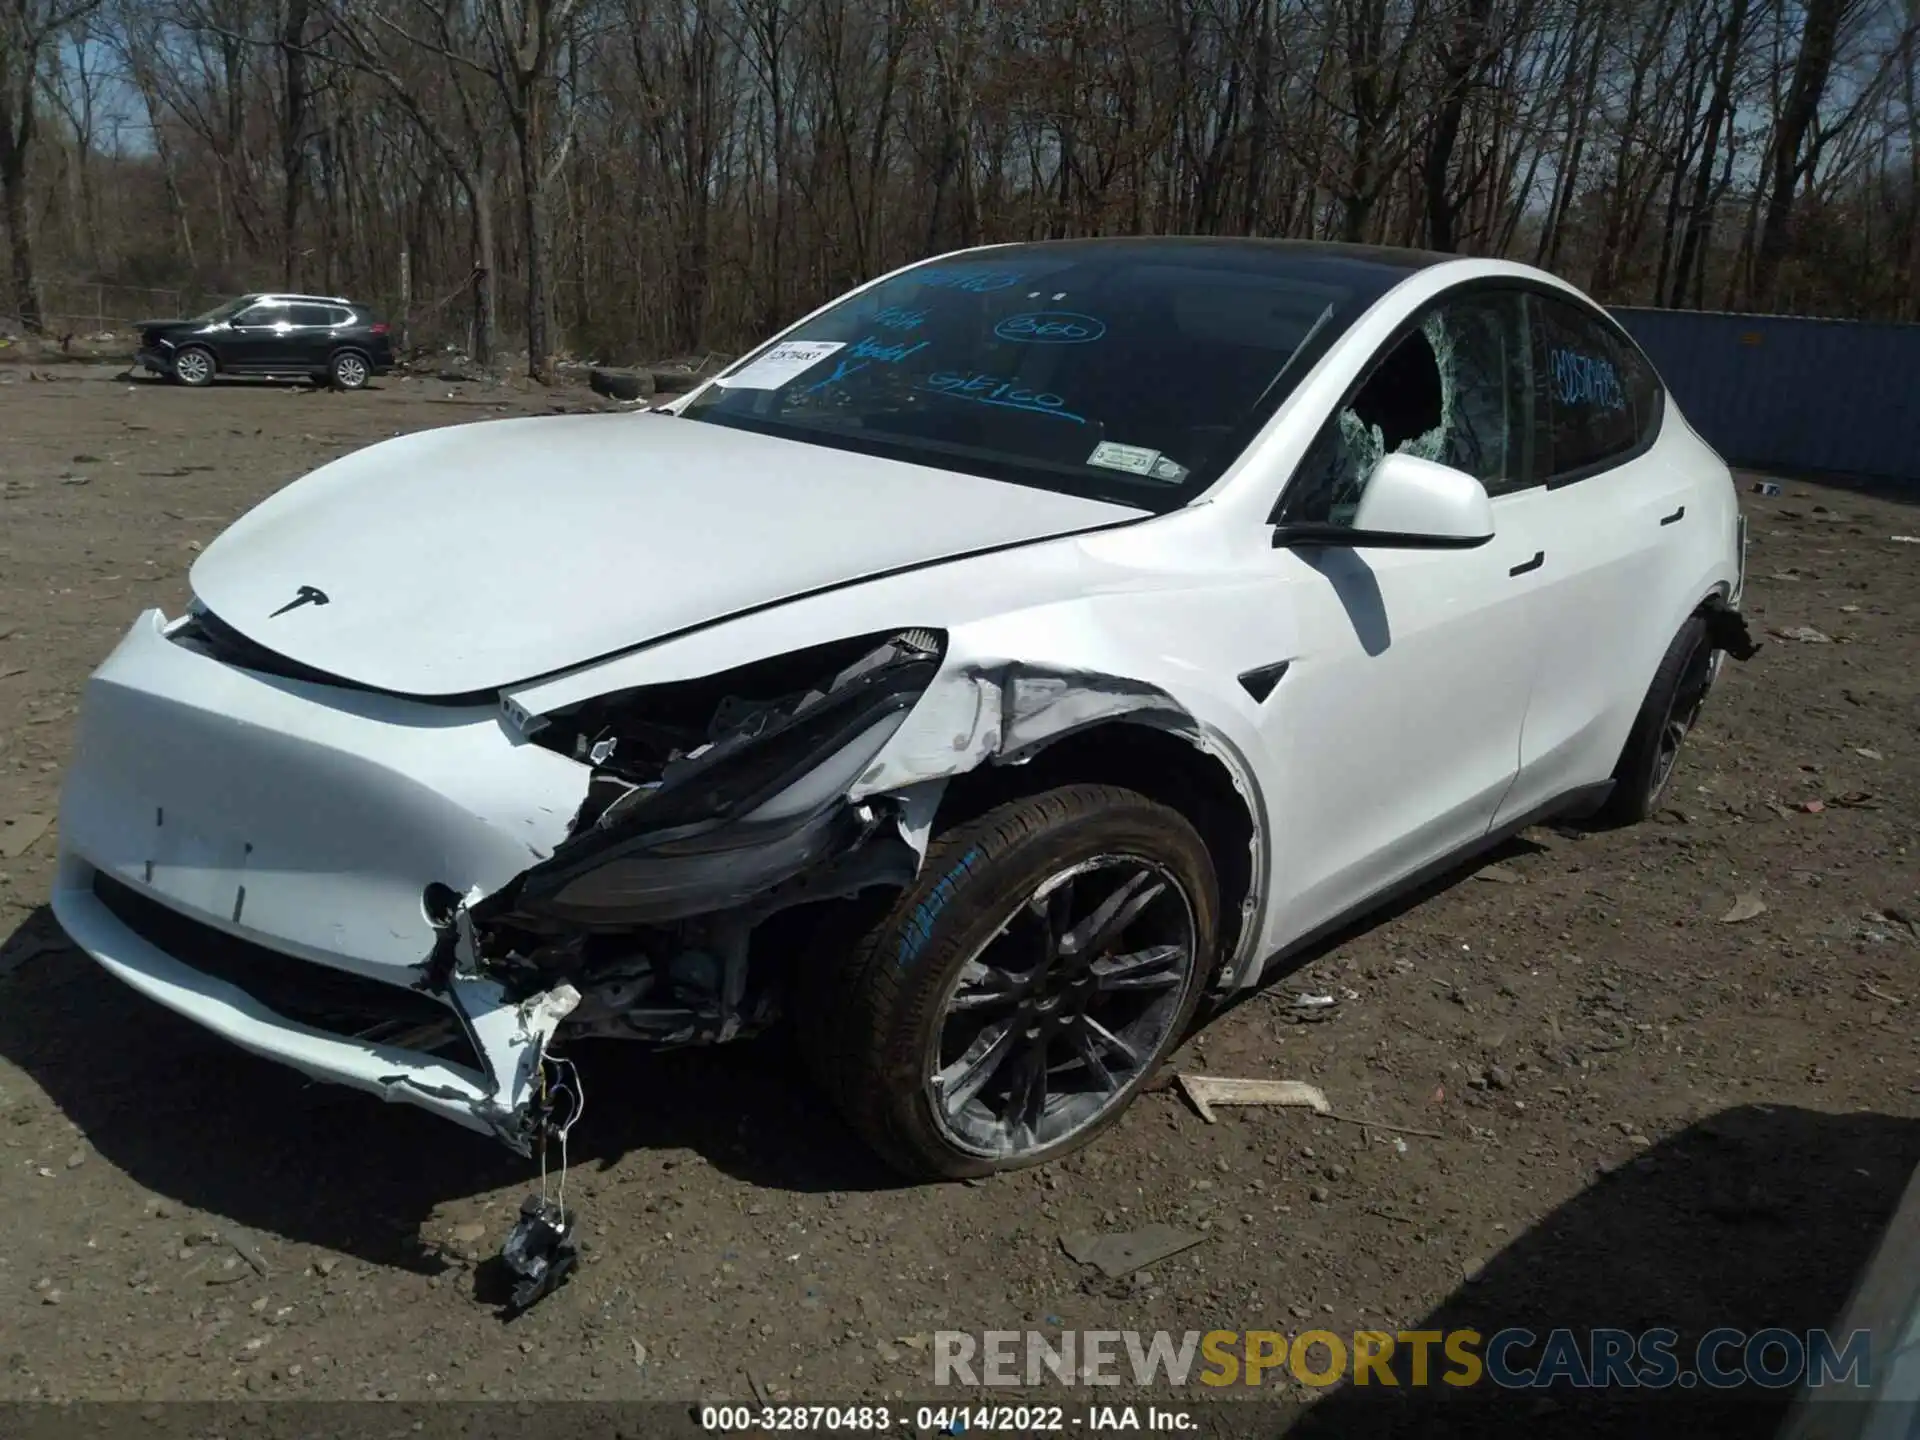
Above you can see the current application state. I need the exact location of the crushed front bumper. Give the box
[51,609,595,1150]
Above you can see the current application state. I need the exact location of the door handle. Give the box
[1660,505,1686,526]
[1509,551,1544,577]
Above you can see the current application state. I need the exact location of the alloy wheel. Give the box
[925,854,1198,1160]
[174,349,212,385]
[1650,636,1714,802]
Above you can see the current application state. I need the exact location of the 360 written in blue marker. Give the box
[993,311,1106,344]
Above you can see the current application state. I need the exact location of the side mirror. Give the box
[1273,453,1496,550]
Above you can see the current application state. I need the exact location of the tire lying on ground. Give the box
[588,367,656,402]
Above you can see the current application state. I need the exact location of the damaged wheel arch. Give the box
[454,638,1272,1090]
[894,702,1268,992]
[847,656,1269,989]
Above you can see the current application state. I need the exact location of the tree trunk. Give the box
[280,0,312,290]
[1422,0,1491,252]
[1907,7,1920,319]
[1539,20,1604,271]
[1671,0,1751,308]
[125,49,194,266]
[473,173,498,368]
[1752,0,1849,306]
[1341,0,1384,244]
[1591,0,1679,296]
[0,105,43,333]
[519,114,552,382]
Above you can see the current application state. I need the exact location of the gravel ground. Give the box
[1,362,1915,1435]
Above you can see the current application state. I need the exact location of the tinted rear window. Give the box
[1529,293,1664,480]
[682,245,1398,509]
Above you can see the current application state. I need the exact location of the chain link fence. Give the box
[2,279,228,340]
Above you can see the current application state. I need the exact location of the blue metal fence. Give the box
[1610,306,1920,484]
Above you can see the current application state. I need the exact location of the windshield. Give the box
[682,241,1402,509]
[190,296,255,323]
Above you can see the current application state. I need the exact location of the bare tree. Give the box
[1752,0,1856,302]
[325,0,508,364]
[0,0,102,328]
[6,0,1915,353]
[477,0,585,380]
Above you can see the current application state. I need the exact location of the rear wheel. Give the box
[329,350,370,389]
[799,784,1218,1180]
[171,346,214,387]
[1594,613,1716,826]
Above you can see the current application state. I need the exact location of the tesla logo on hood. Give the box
[269,584,331,617]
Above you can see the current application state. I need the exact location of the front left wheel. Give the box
[799,784,1219,1180]
[171,345,215,387]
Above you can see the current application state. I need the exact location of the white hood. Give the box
[189,413,1144,696]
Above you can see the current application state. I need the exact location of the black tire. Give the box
[1593,613,1716,827]
[798,784,1219,1180]
[589,366,655,402]
[328,350,371,390]
[171,345,215,387]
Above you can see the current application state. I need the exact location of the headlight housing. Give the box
[501,628,945,925]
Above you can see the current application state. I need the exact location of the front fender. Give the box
[851,629,1274,990]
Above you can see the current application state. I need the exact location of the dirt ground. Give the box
[0,362,1916,1433]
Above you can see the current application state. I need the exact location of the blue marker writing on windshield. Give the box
[872,306,929,331]
[801,356,870,395]
[849,335,930,364]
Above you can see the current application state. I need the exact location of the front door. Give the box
[224,300,295,371]
[1255,287,1554,946]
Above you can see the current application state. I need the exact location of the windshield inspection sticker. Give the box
[1087,441,1163,476]
[714,340,845,390]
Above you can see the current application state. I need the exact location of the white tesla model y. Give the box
[53,238,1756,1181]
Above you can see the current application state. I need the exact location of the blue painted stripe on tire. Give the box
[897,847,982,967]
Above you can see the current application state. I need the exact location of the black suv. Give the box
[135,293,396,390]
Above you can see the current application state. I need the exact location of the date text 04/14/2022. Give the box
[925,1404,1199,1432]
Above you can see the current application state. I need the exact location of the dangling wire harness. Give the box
[498,1050,586,1314]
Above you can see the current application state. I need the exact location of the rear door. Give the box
[1492,290,1691,825]
[286,304,342,369]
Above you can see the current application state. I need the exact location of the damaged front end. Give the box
[60,604,1257,1226]
[446,625,1268,1094]
[451,628,952,1054]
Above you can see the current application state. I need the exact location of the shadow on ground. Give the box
[1272,1103,1920,1438]
[0,907,900,1278]
[1210,830,1554,1023]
